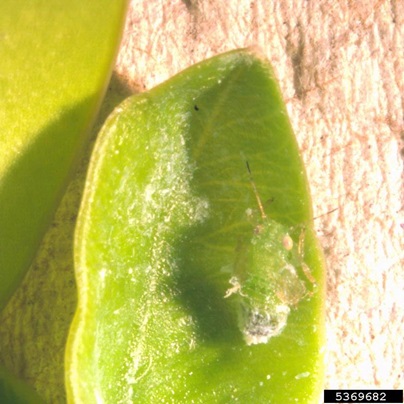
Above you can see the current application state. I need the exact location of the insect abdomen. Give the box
[227,221,307,345]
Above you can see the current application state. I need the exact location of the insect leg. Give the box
[298,227,317,286]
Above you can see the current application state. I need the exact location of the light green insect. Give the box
[225,162,315,345]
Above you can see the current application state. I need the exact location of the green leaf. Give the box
[0,0,129,309]
[0,75,136,403]
[67,49,325,403]
[0,365,44,404]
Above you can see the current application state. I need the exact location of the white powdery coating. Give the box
[243,304,291,346]
[112,116,210,402]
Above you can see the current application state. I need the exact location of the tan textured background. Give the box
[115,0,404,390]
[0,0,402,402]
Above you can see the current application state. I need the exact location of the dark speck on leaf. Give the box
[194,105,199,111]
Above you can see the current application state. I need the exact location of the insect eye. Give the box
[282,233,293,250]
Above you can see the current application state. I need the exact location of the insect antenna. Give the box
[246,161,267,220]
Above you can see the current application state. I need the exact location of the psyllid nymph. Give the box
[225,162,316,345]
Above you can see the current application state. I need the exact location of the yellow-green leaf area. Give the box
[67,49,325,403]
[0,0,129,308]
